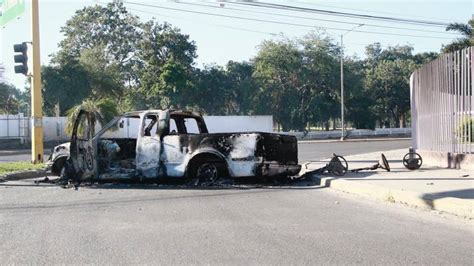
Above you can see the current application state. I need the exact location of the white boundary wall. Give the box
[0,114,27,138]
[0,115,274,142]
[284,128,411,140]
[204,115,273,133]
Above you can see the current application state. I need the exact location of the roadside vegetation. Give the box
[0,161,45,176]
[0,2,471,131]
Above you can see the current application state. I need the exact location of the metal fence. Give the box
[0,114,29,140]
[411,47,473,154]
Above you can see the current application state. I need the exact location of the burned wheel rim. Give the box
[403,152,423,170]
[196,163,219,183]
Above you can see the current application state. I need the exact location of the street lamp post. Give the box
[340,24,364,141]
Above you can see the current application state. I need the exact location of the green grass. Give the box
[0,161,45,176]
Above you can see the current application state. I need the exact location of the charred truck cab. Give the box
[57,109,301,182]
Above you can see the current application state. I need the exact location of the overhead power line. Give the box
[294,1,457,23]
[125,6,278,36]
[230,1,451,27]
[123,1,455,40]
[124,6,443,51]
[178,2,458,36]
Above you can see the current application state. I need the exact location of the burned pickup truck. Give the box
[48,109,301,183]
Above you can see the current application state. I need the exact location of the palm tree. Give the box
[65,98,119,135]
[442,19,473,53]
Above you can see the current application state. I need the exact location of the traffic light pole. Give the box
[30,0,43,163]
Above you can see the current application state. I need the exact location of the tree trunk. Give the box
[399,113,405,128]
[393,117,400,128]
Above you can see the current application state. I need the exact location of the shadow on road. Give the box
[421,189,474,209]
[422,188,474,200]
[0,181,327,213]
[1,175,327,191]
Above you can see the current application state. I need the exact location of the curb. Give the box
[298,137,411,144]
[0,169,47,182]
[317,176,473,219]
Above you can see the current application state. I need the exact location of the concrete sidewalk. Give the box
[302,149,474,218]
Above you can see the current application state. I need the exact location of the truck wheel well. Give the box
[52,156,67,176]
[186,153,229,179]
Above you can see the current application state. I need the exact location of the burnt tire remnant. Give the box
[187,154,229,186]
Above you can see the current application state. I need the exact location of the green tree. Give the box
[364,44,423,128]
[65,98,119,135]
[345,59,377,129]
[78,45,125,99]
[0,82,20,114]
[53,1,142,83]
[225,61,258,115]
[42,63,92,116]
[253,38,305,131]
[413,52,438,65]
[253,33,342,131]
[365,59,417,127]
[299,33,340,130]
[192,64,231,115]
[44,2,142,115]
[134,21,197,110]
[443,19,473,53]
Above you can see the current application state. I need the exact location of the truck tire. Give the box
[187,154,228,185]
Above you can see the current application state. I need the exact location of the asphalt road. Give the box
[0,149,52,163]
[2,139,473,264]
[298,139,411,162]
[0,139,411,163]
[1,180,472,264]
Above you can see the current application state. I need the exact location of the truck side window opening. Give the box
[101,120,122,139]
[143,115,158,137]
[170,118,178,134]
[184,118,200,134]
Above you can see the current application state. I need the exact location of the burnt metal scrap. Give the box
[302,153,397,178]
[302,153,348,177]
[302,149,427,179]
[350,153,391,173]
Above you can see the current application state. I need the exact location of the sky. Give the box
[0,0,472,90]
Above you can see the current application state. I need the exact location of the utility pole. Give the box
[340,34,344,141]
[340,24,364,141]
[31,0,43,163]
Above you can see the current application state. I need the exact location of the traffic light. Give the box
[13,42,28,75]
